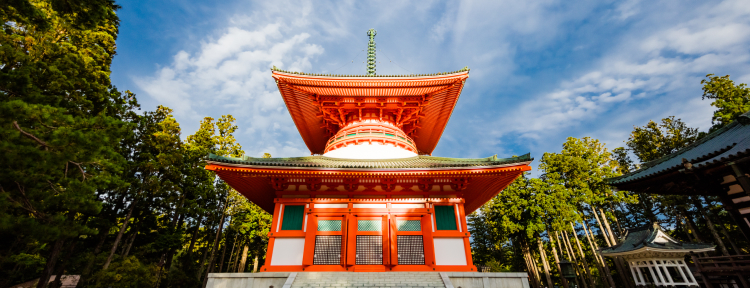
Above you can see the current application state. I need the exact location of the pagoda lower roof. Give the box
[206,153,531,170]
[205,153,533,213]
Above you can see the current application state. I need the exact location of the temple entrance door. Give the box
[389,213,435,271]
[346,214,388,271]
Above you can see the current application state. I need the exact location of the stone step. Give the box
[290,272,446,288]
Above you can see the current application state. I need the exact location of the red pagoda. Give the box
[206,29,532,272]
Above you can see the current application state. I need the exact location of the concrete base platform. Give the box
[206,272,530,288]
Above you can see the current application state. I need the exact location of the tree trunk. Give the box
[566,228,595,288]
[591,212,632,288]
[599,209,618,244]
[233,239,243,272]
[523,247,541,288]
[559,232,586,288]
[238,244,249,272]
[581,220,615,288]
[82,228,108,276]
[608,204,624,236]
[718,221,741,254]
[680,207,703,241]
[123,222,139,258]
[522,241,541,288]
[203,195,230,288]
[37,239,65,288]
[102,198,138,270]
[600,210,635,288]
[187,212,204,255]
[537,238,554,288]
[569,224,597,288]
[638,192,659,223]
[693,197,729,256]
[549,233,570,288]
[678,215,696,242]
[706,196,741,254]
[49,241,77,288]
[591,211,612,247]
[531,252,545,288]
[218,235,230,272]
[227,235,238,272]
[252,254,259,273]
[197,242,211,279]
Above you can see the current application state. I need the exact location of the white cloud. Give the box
[489,0,750,154]
[126,0,750,165]
[134,22,323,157]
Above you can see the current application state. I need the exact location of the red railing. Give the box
[324,121,417,154]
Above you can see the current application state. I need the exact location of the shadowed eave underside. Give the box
[606,111,750,187]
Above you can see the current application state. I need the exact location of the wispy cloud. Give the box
[134,21,324,157]
[122,0,750,165]
[484,0,750,164]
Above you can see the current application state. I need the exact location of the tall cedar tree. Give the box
[701,74,750,131]
[0,0,134,286]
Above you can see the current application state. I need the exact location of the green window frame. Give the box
[434,205,457,230]
[281,205,304,230]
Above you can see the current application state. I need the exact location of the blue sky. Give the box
[111,0,750,173]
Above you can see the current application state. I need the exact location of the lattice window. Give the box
[318,220,342,231]
[358,220,381,231]
[397,220,421,231]
[397,235,425,265]
[356,235,382,265]
[313,235,341,265]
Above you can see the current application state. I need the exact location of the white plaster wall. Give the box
[270,238,305,265]
[434,238,467,265]
[323,142,417,159]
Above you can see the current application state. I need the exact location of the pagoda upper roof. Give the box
[207,152,531,170]
[271,67,470,155]
[600,223,714,257]
[606,110,750,188]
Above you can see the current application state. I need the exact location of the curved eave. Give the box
[607,113,750,187]
[272,70,469,155]
[600,246,715,257]
[205,160,532,173]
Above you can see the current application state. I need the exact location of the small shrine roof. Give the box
[207,153,532,170]
[600,223,714,257]
[607,111,750,186]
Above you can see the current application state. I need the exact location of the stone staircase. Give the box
[205,272,530,288]
[290,272,446,288]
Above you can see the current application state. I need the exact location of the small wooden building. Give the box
[600,223,713,287]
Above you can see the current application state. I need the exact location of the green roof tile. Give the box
[206,153,532,170]
[607,110,750,186]
[600,223,713,254]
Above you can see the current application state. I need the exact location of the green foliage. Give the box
[89,256,162,288]
[625,116,699,162]
[0,1,271,287]
[702,74,750,130]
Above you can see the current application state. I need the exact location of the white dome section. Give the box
[323,142,418,159]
